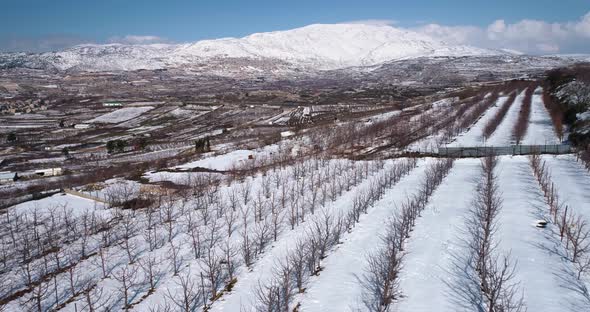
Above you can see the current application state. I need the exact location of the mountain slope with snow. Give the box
[0,23,504,72]
[173,24,498,69]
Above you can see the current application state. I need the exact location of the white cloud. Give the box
[412,11,590,54]
[107,35,170,45]
[342,19,398,26]
[573,12,590,37]
[415,24,483,46]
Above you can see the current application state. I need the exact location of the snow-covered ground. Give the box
[10,192,107,217]
[485,91,525,145]
[176,150,256,171]
[522,88,560,145]
[88,106,154,123]
[495,156,589,311]
[2,85,587,311]
[542,155,590,221]
[210,160,404,311]
[395,159,481,312]
[176,144,280,171]
[448,95,508,147]
[297,160,430,311]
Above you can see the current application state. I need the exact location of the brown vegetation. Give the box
[512,85,537,144]
[541,89,564,141]
[530,154,590,279]
[466,156,525,312]
[360,159,454,312]
[483,92,518,140]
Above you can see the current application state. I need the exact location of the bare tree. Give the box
[239,180,252,207]
[223,204,238,238]
[166,269,203,312]
[221,238,239,281]
[481,253,526,312]
[161,198,177,242]
[252,217,273,255]
[112,264,139,310]
[200,248,226,301]
[289,239,309,294]
[241,229,254,268]
[254,280,281,312]
[167,241,183,276]
[25,279,50,312]
[184,209,203,259]
[139,255,162,292]
[226,188,240,212]
[360,243,403,312]
[467,156,525,312]
[566,216,590,263]
[80,282,112,312]
[253,190,267,223]
[120,212,139,264]
[144,206,158,252]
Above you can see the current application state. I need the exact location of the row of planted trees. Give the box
[466,156,524,312]
[359,158,454,312]
[0,154,399,311]
[530,154,590,278]
[512,85,537,144]
[251,159,418,312]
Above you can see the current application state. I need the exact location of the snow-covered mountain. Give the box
[173,24,498,69]
[0,23,506,72]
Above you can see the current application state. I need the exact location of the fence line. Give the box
[437,144,572,157]
[63,188,109,204]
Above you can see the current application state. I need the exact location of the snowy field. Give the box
[88,106,154,123]
[176,144,281,171]
[10,192,107,217]
[448,95,508,147]
[298,160,430,311]
[485,90,525,145]
[522,88,561,145]
[448,87,560,148]
[2,87,589,312]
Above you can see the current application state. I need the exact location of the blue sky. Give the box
[1,0,590,53]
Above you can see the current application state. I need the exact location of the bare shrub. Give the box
[360,159,453,311]
[483,92,518,139]
[467,156,525,312]
[166,269,203,312]
[542,88,564,141]
[513,85,536,144]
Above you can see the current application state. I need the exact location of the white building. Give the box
[34,168,63,177]
[0,171,15,184]
[103,102,123,107]
[74,123,91,129]
[281,130,295,138]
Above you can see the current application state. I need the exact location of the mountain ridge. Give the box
[0,23,510,72]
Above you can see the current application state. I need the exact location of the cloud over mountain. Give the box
[414,11,590,54]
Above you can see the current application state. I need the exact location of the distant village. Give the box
[0,98,48,115]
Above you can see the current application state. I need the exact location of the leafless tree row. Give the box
[308,98,463,154]
[360,158,454,312]
[252,159,418,312]
[458,93,500,132]
[0,203,129,310]
[541,89,564,142]
[512,86,536,144]
[0,155,405,311]
[466,156,525,312]
[439,93,499,145]
[483,91,518,139]
[130,157,387,310]
[530,154,590,279]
